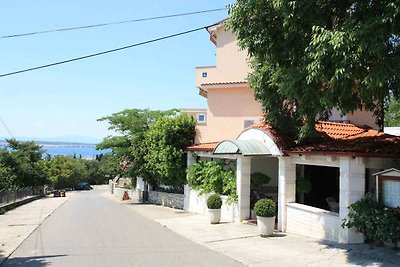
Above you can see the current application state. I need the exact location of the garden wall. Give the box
[147,191,184,210]
[286,203,341,242]
[184,185,238,222]
[112,187,140,202]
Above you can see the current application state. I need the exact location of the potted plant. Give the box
[254,198,276,237]
[207,193,222,224]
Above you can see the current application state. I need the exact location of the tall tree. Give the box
[144,114,196,187]
[229,0,400,140]
[97,109,177,182]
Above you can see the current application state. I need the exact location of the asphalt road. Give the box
[3,189,243,267]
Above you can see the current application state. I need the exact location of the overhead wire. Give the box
[0,117,15,138]
[1,7,227,39]
[0,25,210,78]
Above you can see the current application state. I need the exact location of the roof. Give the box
[372,168,400,176]
[213,140,272,156]
[201,81,247,87]
[186,142,218,152]
[187,121,400,157]
[250,121,400,157]
[206,19,227,45]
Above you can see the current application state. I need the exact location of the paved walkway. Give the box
[111,193,400,267]
[3,189,243,267]
[0,194,70,264]
[2,190,400,267]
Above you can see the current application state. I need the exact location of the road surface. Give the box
[3,189,243,267]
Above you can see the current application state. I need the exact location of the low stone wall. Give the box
[113,187,140,202]
[147,191,184,210]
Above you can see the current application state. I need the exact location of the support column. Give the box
[184,152,196,211]
[278,157,296,232]
[339,157,365,244]
[237,156,251,220]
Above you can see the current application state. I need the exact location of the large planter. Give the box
[257,216,275,237]
[208,208,221,224]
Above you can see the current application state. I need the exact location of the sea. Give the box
[0,141,110,159]
[44,145,110,159]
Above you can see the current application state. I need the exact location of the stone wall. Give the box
[113,187,140,202]
[147,191,184,210]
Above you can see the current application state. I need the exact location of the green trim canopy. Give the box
[212,140,272,156]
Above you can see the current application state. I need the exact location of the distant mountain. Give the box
[0,135,101,145]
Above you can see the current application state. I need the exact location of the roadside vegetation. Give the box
[0,139,115,191]
[97,108,196,191]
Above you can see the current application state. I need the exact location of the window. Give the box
[202,72,208,78]
[197,114,206,124]
[296,165,340,212]
[377,175,400,208]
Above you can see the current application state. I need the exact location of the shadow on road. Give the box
[2,254,67,267]
[318,240,400,266]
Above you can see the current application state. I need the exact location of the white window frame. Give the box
[197,113,206,124]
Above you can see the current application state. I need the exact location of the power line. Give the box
[1,8,227,39]
[0,117,15,138]
[0,26,207,78]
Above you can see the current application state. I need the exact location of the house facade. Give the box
[184,20,400,244]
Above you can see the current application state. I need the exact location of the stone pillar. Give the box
[184,152,196,211]
[236,156,251,220]
[278,157,296,232]
[339,157,365,244]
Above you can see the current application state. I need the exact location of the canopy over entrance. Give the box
[212,140,272,156]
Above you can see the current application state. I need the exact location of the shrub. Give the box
[207,194,223,209]
[187,160,237,203]
[254,198,275,217]
[342,194,400,245]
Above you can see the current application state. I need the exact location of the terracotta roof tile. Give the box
[251,121,400,157]
[201,81,247,86]
[186,142,219,152]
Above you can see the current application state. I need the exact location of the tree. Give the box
[96,153,120,180]
[0,163,17,190]
[45,156,87,189]
[385,95,400,126]
[97,108,177,183]
[0,139,47,187]
[144,114,196,187]
[229,0,400,140]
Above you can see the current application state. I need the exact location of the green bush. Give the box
[187,160,237,204]
[342,194,400,245]
[207,194,223,209]
[254,198,275,217]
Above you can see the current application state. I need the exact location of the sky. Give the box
[1,1,232,143]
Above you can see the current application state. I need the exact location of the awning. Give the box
[212,140,272,156]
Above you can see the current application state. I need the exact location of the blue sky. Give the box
[1,1,232,142]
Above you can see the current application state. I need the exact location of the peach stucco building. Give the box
[193,21,378,145]
[184,20,400,245]
[194,22,262,144]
